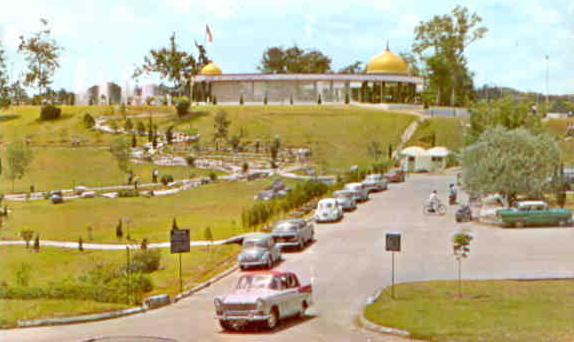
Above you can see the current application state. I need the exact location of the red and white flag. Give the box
[205,24,213,43]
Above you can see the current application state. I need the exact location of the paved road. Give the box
[2,173,574,342]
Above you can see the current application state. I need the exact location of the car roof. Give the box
[345,183,362,187]
[243,233,272,240]
[517,201,547,206]
[318,198,337,203]
[240,270,292,277]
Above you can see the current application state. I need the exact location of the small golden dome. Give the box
[200,63,222,76]
[366,46,409,75]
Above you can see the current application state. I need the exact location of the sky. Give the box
[0,0,573,95]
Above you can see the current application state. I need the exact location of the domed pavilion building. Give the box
[191,45,422,105]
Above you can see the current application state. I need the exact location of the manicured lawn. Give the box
[364,280,574,342]
[0,299,129,328]
[1,179,277,243]
[155,105,416,172]
[0,244,239,327]
[407,117,465,151]
[0,147,218,193]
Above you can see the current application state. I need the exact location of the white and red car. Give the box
[214,271,313,331]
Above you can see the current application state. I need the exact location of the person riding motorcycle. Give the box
[428,190,440,211]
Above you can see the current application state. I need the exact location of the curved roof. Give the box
[401,146,427,157]
[427,146,450,157]
[366,47,409,75]
[200,62,222,76]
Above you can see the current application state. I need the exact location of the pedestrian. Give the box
[134,176,140,190]
[128,171,133,185]
[152,169,159,183]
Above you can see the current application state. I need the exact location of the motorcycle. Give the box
[455,205,472,222]
[423,200,446,216]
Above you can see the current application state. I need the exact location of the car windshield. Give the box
[345,184,360,191]
[242,238,267,249]
[235,274,276,290]
[273,222,297,231]
[319,201,335,209]
[366,175,380,181]
[334,191,353,199]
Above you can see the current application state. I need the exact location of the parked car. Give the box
[214,271,313,331]
[384,169,406,183]
[497,201,573,228]
[271,219,314,250]
[50,194,64,204]
[332,190,357,211]
[344,183,369,202]
[238,234,282,270]
[314,198,343,223]
[255,180,291,201]
[361,174,388,193]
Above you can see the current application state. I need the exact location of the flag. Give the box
[205,24,213,43]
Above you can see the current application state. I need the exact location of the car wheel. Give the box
[219,320,234,332]
[266,307,279,330]
[239,265,246,271]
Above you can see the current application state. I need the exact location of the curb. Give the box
[15,263,239,329]
[17,307,146,328]
[174,265,239,302]
[357,289,411,338]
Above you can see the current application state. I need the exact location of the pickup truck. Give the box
[497,201,572,228]
[214,271,313,331]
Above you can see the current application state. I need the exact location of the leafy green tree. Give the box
[134,33,208,96]
[18,19,61,100]
[213,110,230,149]
[110,137,131,176]
[258,46,331,73]
[136,121,146,135]
[462,127,560,203]
[338,61,363,74]
[269,135,281,167]
[33,234,40,252]
[20,230,34,248]
[78,236,84,251]
[6,141,34,192]
[452,229,473,298]
[0,41,10,109]
[413,6,487,106]
[124,118,134,132]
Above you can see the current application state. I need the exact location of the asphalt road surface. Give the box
[2,173,574,342]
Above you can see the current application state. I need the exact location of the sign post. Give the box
[170,228,190,294]
[385,232,401,299]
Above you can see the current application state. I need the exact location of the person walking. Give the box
[152,169,159,183]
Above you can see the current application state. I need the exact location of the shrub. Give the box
[161,175,174,186]
[209,171,217,182]
[239,94,244,105]
[40,105,61,121]
[83,113,95,128]
[118,189,139,197]
[130,249,161,273]
[185,156,195,167]
[175,96,190,117]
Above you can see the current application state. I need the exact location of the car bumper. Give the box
[315,216,339,222]
[216,313,271,322]
[238,260,268,268]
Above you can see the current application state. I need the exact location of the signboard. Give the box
[385,233,401,252]
[170,229,190,254]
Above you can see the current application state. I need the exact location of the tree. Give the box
[258,46,331,74]
[467,97,542,144]
[6,141,34,192]
[338,61,363,74]
[166,125,174,145]
[20,230,34,248]
[33,234,40,252]
[0,41,10,109]
[141,238,148,250]
[204,226,213,257]
[242,161,249,174]
[452,230,473,298]
[213,110,230,149]
[136,121,146,136]
[229,134,241,152]
[134,33,207,96]
[78,236,84,251]
[110,137,131,176]
[413,6,487,106]
[269,135,281,168]
[116,219,123,239]
[367,140,383,161]
[398,52,421,76]
[462,127,560,203]
[124,118,134,132]
[18,19,61,100]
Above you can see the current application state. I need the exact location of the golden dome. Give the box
[366,47,409,75]
[200,62,222,76]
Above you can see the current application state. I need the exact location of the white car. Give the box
[314,198,343,223]
[344,183,369,202]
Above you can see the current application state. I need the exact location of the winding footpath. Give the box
[2,173,573,342]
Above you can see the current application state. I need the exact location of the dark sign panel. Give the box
[170,229,190,254]
[385,233,401,252]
